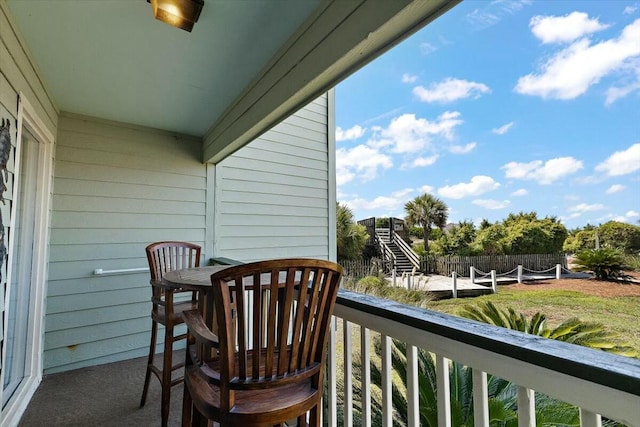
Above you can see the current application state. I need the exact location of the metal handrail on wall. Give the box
[93,267,149,276]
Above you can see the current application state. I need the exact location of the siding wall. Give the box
[214,94,332,262]
[44,95,334,373]
[3,0,334,374]
[0,0,58,391]
[45,114,205,373]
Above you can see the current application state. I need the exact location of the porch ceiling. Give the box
[6,0,459,163]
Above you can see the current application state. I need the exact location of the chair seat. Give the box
[185,364,318,422]
[152,300,198,325]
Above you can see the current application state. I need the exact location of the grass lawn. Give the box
[426,288,640,354]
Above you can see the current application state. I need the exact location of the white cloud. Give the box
[515,18,640,100]
[466,0,532,29]
[502,160,541,180]
[502,156,583,184]
[467,9,501,29]
[438,176,500,199]
[606,184,626,194]
[511,188,528,196]
[344,188,414,213]
[605,61,640,105]
[530,12,609,44]
[449,142,477,154]
[336,144,392,185]
[420,42,437,55]
[595,143,640,176]
[560,212,583,222]
[336,125,366,142]
[419,185,435,194]
[362,108,405,126]
[606,82,640,106]
[336,170,355,187]
[413,78,491,103]
[568,203,606,213]
[370,112,463,154]
[492,121,514,135]
[403,155,439,169]
[624,6,638,14]
[602,211,640,223]
[472,199,511,210]
[402,73,418,83]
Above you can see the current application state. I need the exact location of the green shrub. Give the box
[598,221,640,253]
[563,228,596,253]
[623,254,640,272]
[408,225,423,238]
[342,275,433,307]
[412,242,426,256]
[573,248,629,281]
[353,276,387,294]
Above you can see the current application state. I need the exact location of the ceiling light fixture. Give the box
[148,0,204,32]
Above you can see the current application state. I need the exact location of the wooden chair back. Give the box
[198,258,342,414]
[146,241,201,282]
[145,241,201,320]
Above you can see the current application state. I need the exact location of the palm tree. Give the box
[354,337,520,427]
[460,301,637,357]
[336,203,369,260]
[404,194,448,253]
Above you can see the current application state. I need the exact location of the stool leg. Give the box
[182,375,192,427]
[192,406,207,427]
[161,325,174,427]
[309,405,320,427]
[140,320,158,407]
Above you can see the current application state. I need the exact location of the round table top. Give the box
[162,265,230,288]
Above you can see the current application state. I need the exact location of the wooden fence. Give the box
[420,253,567,276]
[341,254,567,278]
[339,258,392,278]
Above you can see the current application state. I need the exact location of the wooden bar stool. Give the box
[181,258,343,426]
[140,241,201,427]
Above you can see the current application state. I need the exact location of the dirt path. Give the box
[504,272,640,297]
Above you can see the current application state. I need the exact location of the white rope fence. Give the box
[391,263,569,298]
[470,264,565,284]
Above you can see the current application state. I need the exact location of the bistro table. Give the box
[163,265,300,292]
[162,265,230,291]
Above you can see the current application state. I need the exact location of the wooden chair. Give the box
[182,258,343,427]
[140,241,201,427]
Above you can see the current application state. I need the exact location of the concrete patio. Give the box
[19,353,184,427]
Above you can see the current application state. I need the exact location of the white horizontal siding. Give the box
[1,4,59,422]
[0,6,58,133]
[45,114,206,373]
[215,94,331,262]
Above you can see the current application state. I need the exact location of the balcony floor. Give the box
[19,353,184,426]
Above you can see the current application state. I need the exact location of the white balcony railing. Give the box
[327,290,640,427]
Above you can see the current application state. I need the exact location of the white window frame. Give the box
[0,93,54,426]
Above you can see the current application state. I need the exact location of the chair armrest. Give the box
[183,310,219,348]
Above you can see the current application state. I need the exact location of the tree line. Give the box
[337,193,640,261]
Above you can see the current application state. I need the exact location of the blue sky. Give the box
[335,0,640,229]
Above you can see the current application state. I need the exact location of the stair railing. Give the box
[375,232,396,270]
[391,230,420,270]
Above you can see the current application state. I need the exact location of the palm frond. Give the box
[548,318,582,340]
[528,312,547,335]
